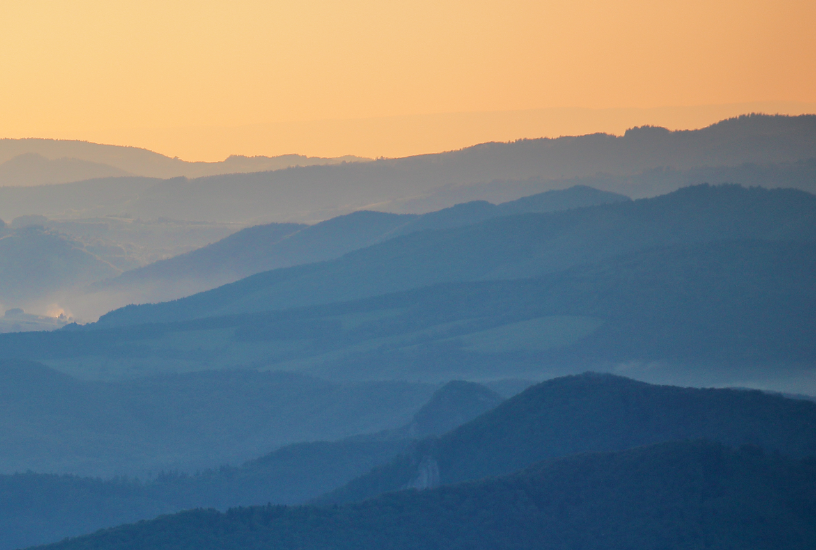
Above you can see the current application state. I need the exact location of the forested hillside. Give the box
[35,441,816,550]
[9,375,816,550]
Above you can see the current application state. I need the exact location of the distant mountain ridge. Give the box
[1,239,812,389]
[0,139,369,184]
[1,115,815,223]
[1,186,813,389]
[395,157,816,212]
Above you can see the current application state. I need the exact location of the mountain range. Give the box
[322,373,816,503]
[2,116,816,550]
[0,185,627,319]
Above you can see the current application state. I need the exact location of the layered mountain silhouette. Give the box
[2,115,815,550]
[3,116,816,550]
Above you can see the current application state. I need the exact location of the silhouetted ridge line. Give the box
[85,185,628,310]
[93,184,816,328]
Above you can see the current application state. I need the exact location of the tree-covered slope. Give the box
[94,184,816,328]
[321,373,816,504]
[34,441,816,550]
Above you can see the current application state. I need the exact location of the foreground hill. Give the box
[85,186,628,310]
[9,375,816,550]
[0,359,435,477]
[35,440,816,550]
[0,381,501,550]
[95,184,816,328]
[322,373,816,503]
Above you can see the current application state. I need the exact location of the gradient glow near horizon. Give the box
[2,0,815,161]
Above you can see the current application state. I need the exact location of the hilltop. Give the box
[321,373,816,503]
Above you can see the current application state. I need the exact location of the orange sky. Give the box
[2,0,815,160]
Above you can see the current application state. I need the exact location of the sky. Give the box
[2,0,815,160]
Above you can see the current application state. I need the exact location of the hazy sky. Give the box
[2,0,815,160]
